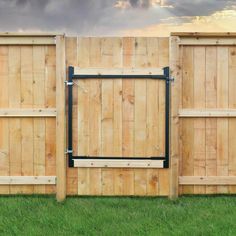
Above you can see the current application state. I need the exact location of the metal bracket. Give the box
[168,77,175,82]
[64,81,74,86]
[65,149,73,154]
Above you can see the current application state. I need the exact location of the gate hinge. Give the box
[64,81,74,86]
[65,149,73,154]
[168,77,174,82]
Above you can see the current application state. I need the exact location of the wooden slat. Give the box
[9,46,22,194]
[193,46,206,194]
[45,45,56,194]
[0,32,60,36]
[0,108,56,117]
[122,37,135,195]
[65,37,78,195]
[179,109,236,117]
[33,46,46,194]
[134,37,147,196]
[179,176,236,185]
[56,35,66,201]
[181,46,194,194]
[0,37,56,45]
[73,67,164,76]
[158,37,169,196]
[88,37,102,195]
[101,38,115,195]
[217,47,229,194]
[205,46,217,194]
[0,176,56,185]
[178,37,236,45]
[0,46,9,194]
[112,38,123,195]
[228,47,236,193]
[77,37,90,195]
[21,46,34,194]
[73,159,164,168]
[171,32,236,37]
[146,38,159,196]
[169,36,180,198]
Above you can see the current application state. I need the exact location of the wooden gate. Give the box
[65,37,170,196]
[170,33,236,197]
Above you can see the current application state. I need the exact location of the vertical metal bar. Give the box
[164,67,170,168]
[68,66,74,167]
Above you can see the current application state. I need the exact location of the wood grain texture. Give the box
[70,37,169,196]
[178,39,236,195]
[0,46,9,194]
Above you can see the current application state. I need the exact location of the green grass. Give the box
[0,196,236,236]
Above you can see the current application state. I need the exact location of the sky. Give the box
[0,0,236,36]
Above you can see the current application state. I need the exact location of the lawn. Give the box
[0,196,236,236]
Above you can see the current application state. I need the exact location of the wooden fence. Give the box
[0,33,236,201]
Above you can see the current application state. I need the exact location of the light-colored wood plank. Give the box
[21,46,34,194]
[73,67,164,76]
[0,176,56,185]
[179,176,236,185]
[112,38,123,195]
[45,46,56,194]
[9,46,22,194]
[169,36,180,198]
[0,37,55,45]
[134,37,147,195]
[146,38,159,196]
[179,109,236,117]
[171,32,236,37]
[0,108,56,117]
[77,37,90,195]
[122,37,135,195]
[181,46,194,194]
[65,37,78,195]
[56,35,66,201]
[228,46,236,193]
[73,159,164,168]
[179,37,236,45]
[33,46,46,194]
[88,38,102,195]
[0,46,9,194]
[217,46,229,194]
[101,38,114,195]
[0,32,60,36]
[193,46,206,194]
[158,37,169,196]
[205,46,217,194]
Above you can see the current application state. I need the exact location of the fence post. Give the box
[56,35,66,201]
[169,36,180,199]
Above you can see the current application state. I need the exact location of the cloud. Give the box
[0,0,235,35]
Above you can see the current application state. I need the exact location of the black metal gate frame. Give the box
[66,66,170,168]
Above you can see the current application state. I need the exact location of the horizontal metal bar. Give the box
[72,74,167,79]
[73,159,164,168]
[72,156,166,160]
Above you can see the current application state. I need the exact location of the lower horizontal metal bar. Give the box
[72,156,166,160]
